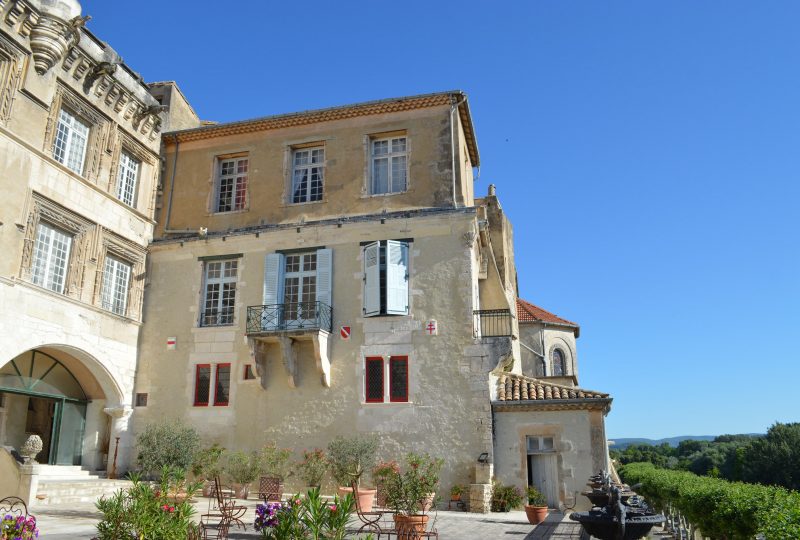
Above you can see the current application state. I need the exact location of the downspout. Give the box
[450,94,467,208]
[162,134,199,235]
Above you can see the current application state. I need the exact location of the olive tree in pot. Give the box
[384,453,443,539]
[224,450,261,499]
[524,485,549,524]
[259,442,293,499]
[191,444,225,497]
[297,448,328,492]
[327,435,379,511]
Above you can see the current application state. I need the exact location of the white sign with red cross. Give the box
[425,320,438,336]
[340,326,351,340]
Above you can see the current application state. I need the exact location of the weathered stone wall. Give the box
[134,210,497,493]
[519,323,579,381]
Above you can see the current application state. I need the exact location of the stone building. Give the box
[0,0,167,500]
[133,88,612,510]
[0,0,611,511]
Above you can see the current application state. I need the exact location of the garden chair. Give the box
[351,480,395,535]
[197,512,232,540]
[211,476,247,531]
[258,475,283,502]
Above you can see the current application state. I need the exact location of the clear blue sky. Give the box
[82,1,799,439]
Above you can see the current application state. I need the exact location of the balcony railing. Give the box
[474,309,513,338]
[246,301,332,334]
[200,306,235,327]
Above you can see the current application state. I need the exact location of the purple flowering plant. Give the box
[254,487,354,540]
[1,513,39,540]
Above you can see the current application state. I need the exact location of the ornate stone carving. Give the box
[28,14,87,75]
[20,435,43,464]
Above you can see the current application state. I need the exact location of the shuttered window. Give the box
[363,240,409,317]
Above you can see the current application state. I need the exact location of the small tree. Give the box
[136,420,200,478]
[327,435,378,487]
[225,451,261,486]
[260,442,293,481]
[190,444,225,482]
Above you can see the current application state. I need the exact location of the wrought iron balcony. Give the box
[246,301,332,335]
[474,309,513,338]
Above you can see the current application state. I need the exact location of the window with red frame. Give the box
[365,357,384,402]
[214,364,231,406]
[389,356,408,402]
[194,364,211,406]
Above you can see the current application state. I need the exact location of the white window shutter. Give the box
[385,240,409,315]
[363,241,381,317]
[263,253,284,330]
[315,248,332,307]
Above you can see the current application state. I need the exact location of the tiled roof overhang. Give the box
[493,398,612,413]
[495,373,611,413]
[163,91,480,166]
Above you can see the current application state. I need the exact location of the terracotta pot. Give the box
[394,514,429,540]
[524,504,548,524]
[451,493,461,502]
[232,483,250,499]
[338,486,377,512]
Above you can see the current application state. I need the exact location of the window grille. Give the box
[53,109,89,174]
[194,365,211,406]
[101,256,132,316]
[365,357,384,402]
[116,151,139,206]
[31,222,73,293]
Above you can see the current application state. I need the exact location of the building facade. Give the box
[0,0,165,485]
[0,1,611,511]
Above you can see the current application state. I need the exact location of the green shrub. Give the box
[620,462,800,540]
[327,435,378,487]
[190,443,225,481]
[135,420,200,478]
[260,442,293,481]
[491,479,523,512]
[95,469,201,539]
[526,485,547,506]
[225,450,262,485]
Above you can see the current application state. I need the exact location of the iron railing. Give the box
[246,301,332,334]
[199,307,235,327]
[474,309,513,338]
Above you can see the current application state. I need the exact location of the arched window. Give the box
[552,349,566,376]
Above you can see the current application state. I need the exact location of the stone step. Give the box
[36,465,94,481]
[33,479,133,506]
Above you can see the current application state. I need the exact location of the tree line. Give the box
[610,422,800,491]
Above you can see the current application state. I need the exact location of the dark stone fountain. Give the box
[570,472,664,540]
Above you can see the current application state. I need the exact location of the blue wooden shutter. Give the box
[316,248,332,307]
[363,241,381,317]
[263,253,284,329]
[385,240,409,315]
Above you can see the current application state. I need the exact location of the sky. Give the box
[81,1,799,439]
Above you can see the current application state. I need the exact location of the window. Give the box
[552,349,566,376]
[201,259,238,326]
[389,356,409,402]
[116,151,140,206]
[53,109,90,174]
[215,157,248,212]
[194,363,230,407]
[243,365,257,380]
[364,356,409,403]
[100,256,132,316]
[365,357,383,403]
[31,222,73,293]
[292,147,324,203]
[363,240,409,317]
[194,364,211,406]
[371,136,407,194]
[214,364,231,406]
[261,249,332,331]
[527,436,555,453]
[135,393,148,407]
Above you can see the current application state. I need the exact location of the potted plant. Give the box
[372,460,400,507]
[297,448,328,491]
[384,453,443,539]
[450,484,466,502]
[327,435,379,511]
[491,479,523,512]
[524,485,549,524]
[224,450,261,499]
[259,442,293,499]
[191,443,225,497]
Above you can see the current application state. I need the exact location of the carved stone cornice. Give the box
[28,14,86,75]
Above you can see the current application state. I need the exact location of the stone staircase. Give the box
[32,465,133,506]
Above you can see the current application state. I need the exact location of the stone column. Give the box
[469,462,493,513]
[103,405,132,478]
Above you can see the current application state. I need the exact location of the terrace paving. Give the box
[33,496,669,539]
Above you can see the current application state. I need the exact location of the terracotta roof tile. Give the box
[516,298,579,328]
[496,373,609,402]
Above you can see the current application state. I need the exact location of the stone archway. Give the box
[0,345,127,471]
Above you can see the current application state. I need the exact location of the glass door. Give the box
[53,399,86,466]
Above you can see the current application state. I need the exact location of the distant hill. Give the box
[609,435,717,449]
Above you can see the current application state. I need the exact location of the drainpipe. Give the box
[163,134,199,235]
[450,94,467,208]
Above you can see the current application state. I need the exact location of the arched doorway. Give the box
[0,349,89,465]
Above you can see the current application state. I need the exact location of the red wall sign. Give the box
[340,326,351,340]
